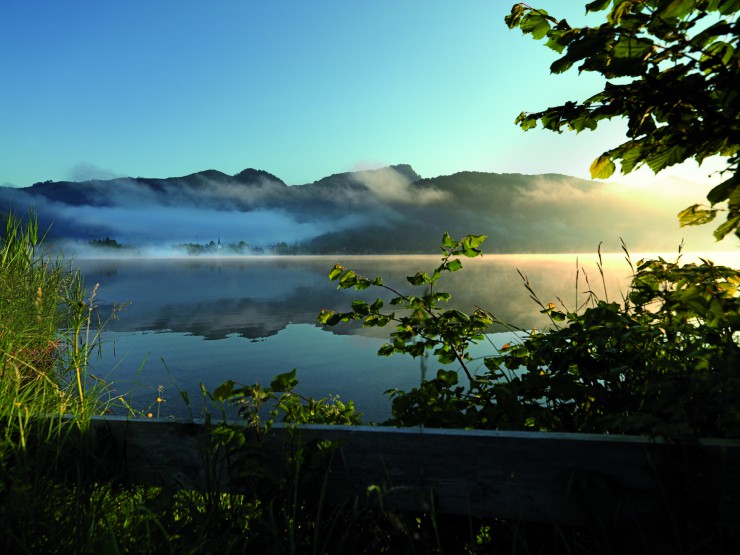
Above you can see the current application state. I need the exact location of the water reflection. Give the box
[79,254,639,341]
[77,252,736,422]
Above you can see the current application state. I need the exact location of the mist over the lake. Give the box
[0,164,728,255]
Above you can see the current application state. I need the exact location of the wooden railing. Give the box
[63,416,740,528]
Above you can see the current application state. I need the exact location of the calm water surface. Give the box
[78,252,737,422]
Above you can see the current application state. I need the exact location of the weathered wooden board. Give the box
[76,416,740,527]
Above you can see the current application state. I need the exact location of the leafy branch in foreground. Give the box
[321,234,740,438]
[317,233,493,383]
[506,0,740,240]
[210,368,360,435]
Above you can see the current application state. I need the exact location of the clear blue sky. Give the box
[0,0,724,188]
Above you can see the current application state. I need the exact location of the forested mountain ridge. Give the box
[0,164,718,253]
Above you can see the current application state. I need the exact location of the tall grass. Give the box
[2,210,70,414]
[0,209,112,553]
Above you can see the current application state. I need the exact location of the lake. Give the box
[77,251,737,423]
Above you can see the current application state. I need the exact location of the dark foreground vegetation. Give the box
[2,211,738,553]
[3,0,740,552]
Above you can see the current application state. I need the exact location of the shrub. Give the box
[320,234,740,439]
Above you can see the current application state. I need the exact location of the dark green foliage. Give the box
[88,236,132,250]
[271,240,305,255]
[210,369,361,432]
[322,234,740,439]
[492,255,740,437]
[507,0,740,240]
[201,372,454,554]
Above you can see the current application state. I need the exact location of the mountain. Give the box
[0,164,721,254]
[26,168,288,208]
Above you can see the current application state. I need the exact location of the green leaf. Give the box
[378,343,394,357]
[678,204,718,227]
[328,264,343,281]
[338,270,357,288]
[617,143,644,174]
[270,369,298,392]
[270,368,298,392]
[520,12,552,40]
[692,21,733,49]
[212,381,236,401]
[504,3,527,29]
[570,113,598,132]
[707,175,738,205]
[461,235,487,257]
[545,33,568,54]
[608,1,640,24]
[515,112,538,130]
[448,309,471,323]
[658,0,697,19]
[717,0,740,15]
[612,36,654,59]
[730,185,740,209]
[447,258,463,272]
[352,300,370,315]
[407,272,430,286]
[436,369,459,386]
[586,0,611,12]
[702,41,735,69]
[590,154,616,179]
[645,144,686,173]
[551,56,575,74]
[713,214,740,241]
[317,309,345,326]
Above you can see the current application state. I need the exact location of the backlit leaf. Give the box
[516,113,538,130]
[447,258,463,272]
[462,234,486,249]
[328,264,343,281]
[618,144,644,174]
[645,144,687,173]
[678,204,718,226]
[545,33,567,54]
[590,154,616,179]
[702,41,735,70]
[520,12,552,40]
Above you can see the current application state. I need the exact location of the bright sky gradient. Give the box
[0,0,727,188]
